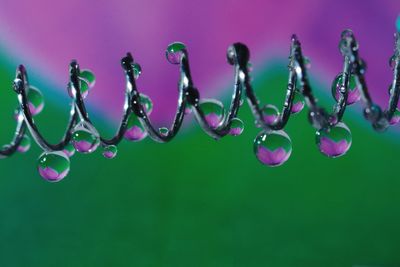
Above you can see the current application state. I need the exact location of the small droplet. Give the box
[389,55,397,69]
[140,94,153,114]
[63,143,76,157]
[316,122,352,158]
[68,79,90,99]
[229,118,244,136]
[261,104,279,125]
[291,91,305,114]
[132,63,142,79]
[102,145,118,159]
[199,99,225,129]
[71,122,100,153]
[389,109,400,125]
[254,130,292,167]
[80,69,96,87]
[37,151,70,182]
[303,57,311,69]
[332,73,360,105]
[124,115,147,141]
[17,135,31,153]
[166,42,186,64]
[159,127,169,136]
[27,86,44,116]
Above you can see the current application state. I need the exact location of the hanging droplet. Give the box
[17,135,31,153]
[389,109,400,125]
[261,104,279,125]
[229,118,244,136]
[124,115,147,141]
[254,130,292,167]
[37,151,70,182]
[132,63,142,79]
[316,122,352,158]
[166,42,186,64]
[199,99,225,129]
[80,69,96,87]
[159,127,169,137]
[102,145,118,159]
[71,122,100,153]
[332,73,360,105]
[27,86,44,116]
[140,94,153,114]
[291,91,305,114]
[67,79,90,99]
[63,143,76,157]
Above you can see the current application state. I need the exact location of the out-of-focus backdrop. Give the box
[0,0,400,266]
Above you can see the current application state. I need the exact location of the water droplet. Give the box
[80,69,96,87]
[261,104,279,125]
[316,122,352,158]
[140,94,153,114]
[159,127,169,136]
[132,63,142,79]
[37,151,70,182]
[254,130,292,166]
[389,55,396,69]
[303,57,311,69]
[27,86,44,116]
[166,42,186,64]
[17,135,31,153]
[124,115,147,141]
[102,145,118,159]
[291,91,305,114]
[332,73,360,105]
[199,99,225,129]
[71,122,100,153]
[229,118,244,136]
[68,79,90,99]
[389,109,400,125]
[63,143,75,157]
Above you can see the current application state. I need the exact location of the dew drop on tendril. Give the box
[71,122,100,153]
[254,130,292,166]
[229,118,244,136]
[17,135,31,153]
[199,99,225,129]
[332,73,360,105]
[27,86,44,116]
[291,91,305,114]
[68,79,90,99]
[80,69,96,87]
[102,145,118,159]
[261,104,279,125]
[37,151,70,182]
[316,122,352,158]
[124,115,147,141]
[140,94,153,114]
[63,143,76,157]
[166,42,186,64]
[132,63,142,79]
[159,127,169,137]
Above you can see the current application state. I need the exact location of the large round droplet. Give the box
[63,143,76,157]
[254,130,292,166]
[67,79,90,99]
[332,73,360,105]
[389,109,400,125]
[291,91,305,114]
[124,115,147,141]
[140,94,153,114]
[80,69,96,87]
[229,118,244,136]
[17,135,31,153]
[199,99,225,129]
[27,86,44,116]
[37,151,70,182]
[261,104,279,125]
[102,145,118,159]
[71,122,100,153]
[166,42,186,64]
[132,63,142,79]
[316,122,352,158]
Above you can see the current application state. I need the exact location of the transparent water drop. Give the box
[389,109,400,125]
[63,143,76,157]
[132,63,142,79]
[140,94,153,114]
[17,135,31,153]
[124,115,147,141]
[37,151,70,182]
[102,145,118,159]
[27,86,44,116]
[68,79,90,99]
[261,104,279,125]
[254,130,292,167]
[229,118,244,136]
[199,99,225,129]
[71,121,100,153]
[166,42,186,64]
[159,127,169,137]
[291,91,305,114]
[316,122,352,158]
[80,69,96,87]
[332,73,360,105]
